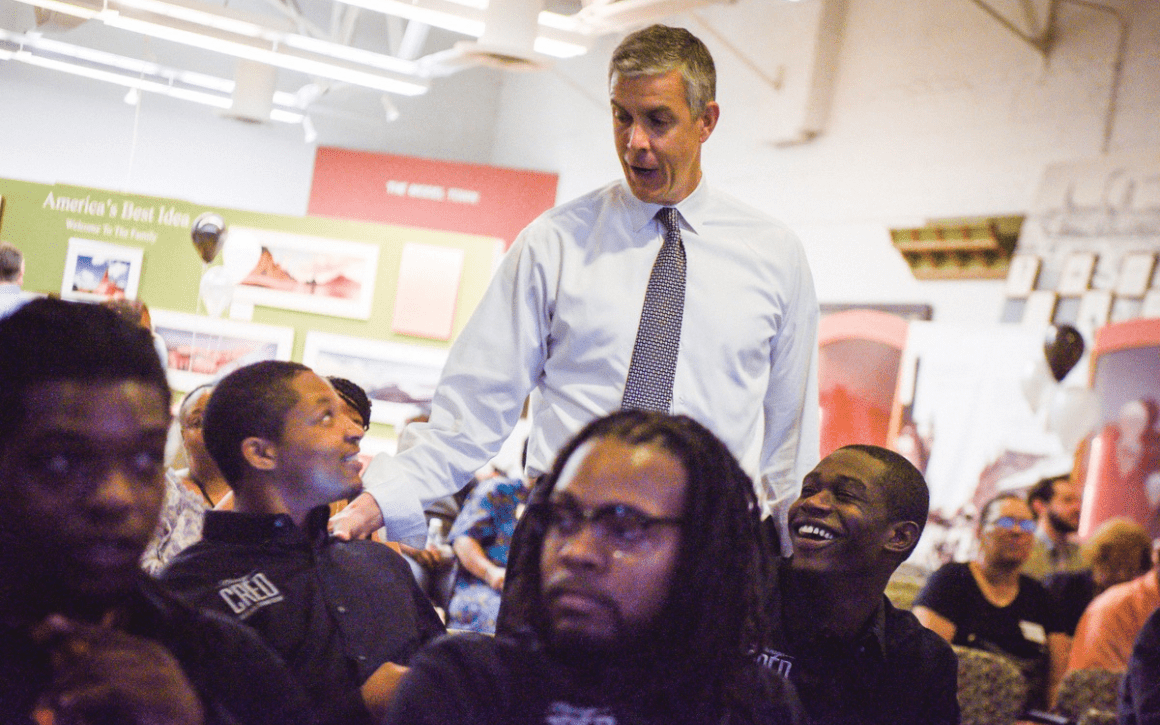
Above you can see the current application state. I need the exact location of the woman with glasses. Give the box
[913,492,1069,709]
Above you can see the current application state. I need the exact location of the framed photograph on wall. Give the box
[229,227,380,320]
[1142,291,1160,319]
[1022,290,1058,328]
[1115,252,1157,297]
[1110,296,1142,324]
[60,238,144,302]
[1057,252,1098,296]
[150,309,295,392]
[1005,254,1041,298]
[1076,290,1114,341]
[302,331,449,428]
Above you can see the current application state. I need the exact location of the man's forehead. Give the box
[19,378,170,437]
[554,438,687,518]
[808,449,885,486]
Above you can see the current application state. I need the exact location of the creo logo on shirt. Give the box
[217,572,283,619]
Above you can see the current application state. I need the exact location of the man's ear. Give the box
[884,521,921,556]
[698,101,720,143]
[241,436,278,472]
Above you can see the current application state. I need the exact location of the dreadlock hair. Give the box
[0,298,171,446]
[328,376,372,431]
[502,410,776,718]
[202,360,309,486]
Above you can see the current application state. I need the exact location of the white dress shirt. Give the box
[368,179,820,548]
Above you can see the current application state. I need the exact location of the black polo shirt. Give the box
[161,506,445,725]
[0,575,319,725]
[767,563,960,725]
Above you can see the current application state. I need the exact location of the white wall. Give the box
[491,0,1160,321]
[1,0,1157,321]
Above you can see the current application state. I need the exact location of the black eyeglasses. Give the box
[988,516,1037,533]
[544,499,683,549]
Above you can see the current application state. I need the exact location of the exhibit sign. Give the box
[307,148,558,249]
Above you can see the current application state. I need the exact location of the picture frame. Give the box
[302,331,449,428]
[1075,290,1114,341]
[1115,252,1157,297]
[229,226,380,320]
[150,309,295,392]
[1110,296,1141,324]
[1005,254,1041,298]
[60,238,144,302]
[1142,291,1160,319]
[1057,252,1098,296]
[1022,290,1058,328]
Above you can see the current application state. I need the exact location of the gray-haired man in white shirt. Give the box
[331,24,819,553]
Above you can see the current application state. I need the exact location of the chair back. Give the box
[953,645,1030,725]
[1053,668,1122,724]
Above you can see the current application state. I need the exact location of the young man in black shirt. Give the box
[767,444,959,725]
[387,411,802,725]
[0,299,316,725]
[161,360,445,725]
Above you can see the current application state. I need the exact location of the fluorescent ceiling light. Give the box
[0,28,304,122]
[11,0,429,95]
[337,0,590,58]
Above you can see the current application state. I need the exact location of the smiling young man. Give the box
[332,24,819,559]
[160,361,444,725]
[387,411,802,725]
[0,299,316,725]
[766,444,959,725]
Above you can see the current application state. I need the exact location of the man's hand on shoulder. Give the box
[32,614,205,725]
[328,491,385,541]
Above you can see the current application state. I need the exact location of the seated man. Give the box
[1023,475,1085,581]
[1045,517,1152,636]
[388,411,803,724]
[0,298,315,725]
[1068,538,1160,672]
[766,444,959,725]
[161,361,445,725]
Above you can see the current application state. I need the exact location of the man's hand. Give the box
[32,615,204,725]
[484,566,506,592]
[328,491,385,541]
[398,543,454,570]
[360,662,409,722]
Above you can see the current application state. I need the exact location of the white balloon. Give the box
[199,265,235,318]
[1047,386,1102,453]
[1021,354,1054,413]
[221,228,263,284]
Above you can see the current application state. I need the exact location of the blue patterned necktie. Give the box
[621,207,686,412]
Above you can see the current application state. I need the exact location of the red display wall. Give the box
[307,147,559,249]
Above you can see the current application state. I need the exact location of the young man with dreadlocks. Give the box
[387,410,803,725]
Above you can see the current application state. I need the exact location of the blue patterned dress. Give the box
[446,476,529,633]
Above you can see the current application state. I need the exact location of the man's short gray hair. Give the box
[609,24,716,116]
[0,242,22,283]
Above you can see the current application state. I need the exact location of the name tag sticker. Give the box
[1020,620,1046,644]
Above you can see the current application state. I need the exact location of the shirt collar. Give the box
[622,177,708,237]
[202,505,331,546]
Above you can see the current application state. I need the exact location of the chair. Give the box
[953,645,1030,725]
[1052,668,1122,725]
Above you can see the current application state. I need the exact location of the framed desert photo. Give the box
[60,238,143,302]
[1056,252,1097,296]
[150,309,295,392]
[1115,252,1157,298]
[1005,254,1041,298]
[228,226,380,319]
[302,331,449,428]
